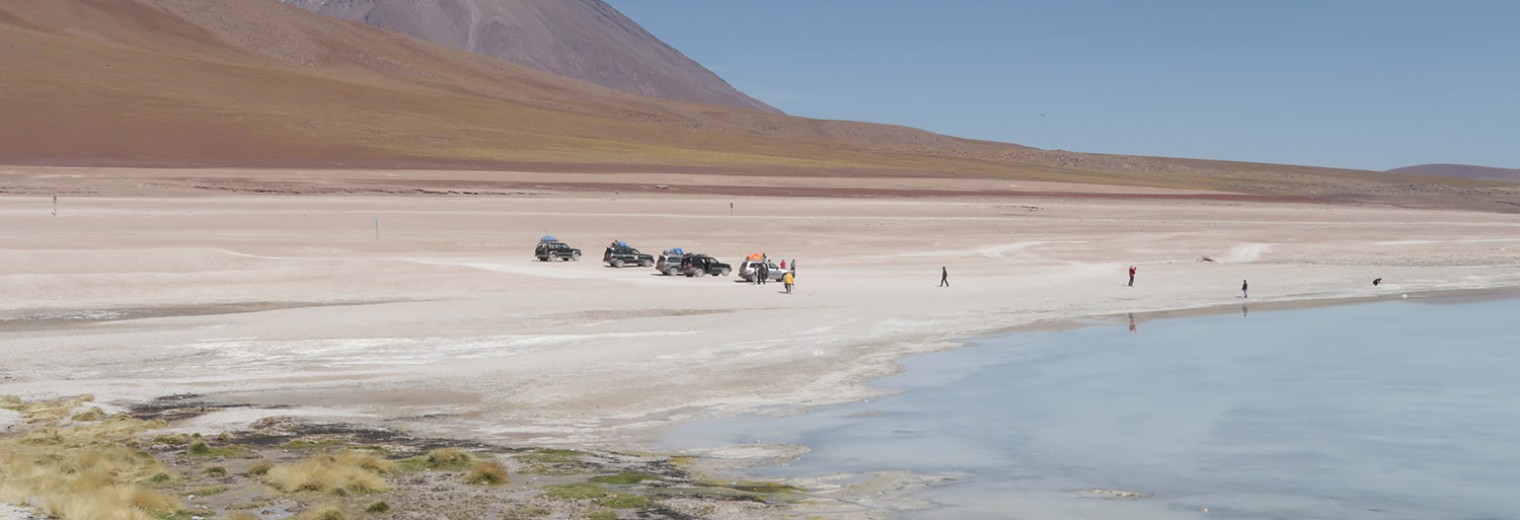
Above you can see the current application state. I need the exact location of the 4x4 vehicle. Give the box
[534,236,581,262]
[603,241,654,268]
[738,258,787,282]
[656,248,688,275]
[671,254,731,277]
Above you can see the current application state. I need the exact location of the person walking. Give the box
[1241,279,1249,299]
[759,262,769,285]
[783,271,795,294]
[1128,266,1137,287]
[940,266,949,287]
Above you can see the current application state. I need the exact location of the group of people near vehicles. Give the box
[740,253,796,294]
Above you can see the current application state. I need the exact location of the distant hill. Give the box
[1387,164,1520,182]
[281,0,779,113]
[1,0,1517,212]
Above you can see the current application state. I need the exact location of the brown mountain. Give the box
[280,0,779,113]
[1387,164,1520,182]
[1,0,1516,212]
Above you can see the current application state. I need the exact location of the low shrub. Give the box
[246,461,272,476]
[465,461,509,486]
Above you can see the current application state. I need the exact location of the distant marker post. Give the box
[730,202,734,216]
[375,217,380,240]
[52,196,57,217]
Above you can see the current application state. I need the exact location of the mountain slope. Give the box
[282,0,779,113]
[1,0,1516,212]
[1387,164,1520,182]
[0,0,1023,173]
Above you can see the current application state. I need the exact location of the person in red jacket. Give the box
[1128,266,1137,287]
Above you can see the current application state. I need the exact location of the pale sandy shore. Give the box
[3,168,1519,453]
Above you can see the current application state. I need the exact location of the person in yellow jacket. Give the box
[783,271,795,294]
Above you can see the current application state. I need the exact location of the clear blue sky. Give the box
[606,1,1518,171]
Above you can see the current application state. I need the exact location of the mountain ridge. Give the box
[280,0,780,113]
[1387,164,1520,182]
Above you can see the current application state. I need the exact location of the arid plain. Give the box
[5,167,1519,449]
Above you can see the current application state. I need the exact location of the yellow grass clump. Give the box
[424,448,473,470]
[264,451,394,495]
[465,460,510,486]
[0,394,96,424]
[0,397,181,520]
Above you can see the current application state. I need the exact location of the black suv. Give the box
[672,254,731,277]
[603,242,654,268]
[535,237,581,262]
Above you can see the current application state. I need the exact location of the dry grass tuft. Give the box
[246,461,272,476]
[0,397,180,520]
[70,407,106,422]
[2,395,96,424]
[465,460,510,486]
[0,395,21,410]
[424,448,473,470]
[264,451,392,495]
[295,504,347,520]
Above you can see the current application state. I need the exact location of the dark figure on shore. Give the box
[1241,279,1249,299]
[1373,278,1383,286]
[758,263,769,285]
[940,267,949,287]
[1128,266,1137,287]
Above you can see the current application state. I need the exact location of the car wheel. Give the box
[570,252,580,261]
[718,268,731,276]
[641,260,652,267]
[612,259,624,268]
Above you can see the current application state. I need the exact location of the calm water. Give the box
[666,297,1520,520]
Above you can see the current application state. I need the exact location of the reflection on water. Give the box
[667,297,1520,520]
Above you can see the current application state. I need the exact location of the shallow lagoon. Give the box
[667,297,1520,519]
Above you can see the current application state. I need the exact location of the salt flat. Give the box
[3,168,1518,450]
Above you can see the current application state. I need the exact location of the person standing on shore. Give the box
[783,271,794,294]
[1241,279,1249,299]
[1128,266,1137,287]
[940,267,949,287]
